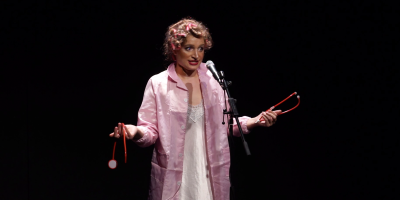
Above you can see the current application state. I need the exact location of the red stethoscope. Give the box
[108,123,127,169]
[108,93,300,168]
[255,92,300,123]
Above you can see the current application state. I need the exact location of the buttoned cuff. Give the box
[241,117,251,134]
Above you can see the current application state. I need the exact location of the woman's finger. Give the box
[273,110,282,115]
[261,115,267,123]
[263,112,272,122]
[114,126,120,138]
[262,114,271,126]
[266,111,277,123]
[267,111,277,121]
[268,110,277,118]
[118,123,122,138]
[263,115,271,127]
[263,112,276,127]
[261,113,269,123]
[267,110,277,118]
[124,126,132,139]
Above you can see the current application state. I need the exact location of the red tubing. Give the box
[122,123,127,163]
[112,141,116,160]
[259,92,300,122]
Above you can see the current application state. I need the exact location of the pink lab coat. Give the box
[132,62,251,200]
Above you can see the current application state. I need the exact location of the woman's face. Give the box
[174,34,205,72]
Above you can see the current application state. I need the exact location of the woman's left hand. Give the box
[256,110,282,127]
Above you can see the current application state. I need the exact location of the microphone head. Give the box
[205,60,221,82]
[206,60,214,69]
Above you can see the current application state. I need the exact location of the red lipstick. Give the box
[188,60,199,65]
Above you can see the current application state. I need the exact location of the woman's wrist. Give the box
[246,117,260,130]
[132,126,144,141]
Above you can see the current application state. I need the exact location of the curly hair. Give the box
[163,18,213,62]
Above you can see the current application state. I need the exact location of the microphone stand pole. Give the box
[219,71,251,200]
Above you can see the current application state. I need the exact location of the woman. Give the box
[109,18,281,200]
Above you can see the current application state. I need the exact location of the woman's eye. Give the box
[199,47,204,51]
[185,47,192,51]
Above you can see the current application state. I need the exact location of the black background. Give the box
[2,1,399,200]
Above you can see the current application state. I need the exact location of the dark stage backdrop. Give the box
[3,1,398,200]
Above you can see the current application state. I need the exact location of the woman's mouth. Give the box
[188,60,199,65]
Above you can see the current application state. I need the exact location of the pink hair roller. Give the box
[186,23,197,31]
[172,29,177,38]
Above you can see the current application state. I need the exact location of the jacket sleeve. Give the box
[132,77,159,147]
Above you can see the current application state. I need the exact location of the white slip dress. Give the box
[179,100,213,200]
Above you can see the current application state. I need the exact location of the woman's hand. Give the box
[257,110,282,127]
[247,110,282,129]
[109,123,139,140]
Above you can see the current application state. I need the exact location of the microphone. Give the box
[206,60,221,82]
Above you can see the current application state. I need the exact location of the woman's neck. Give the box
[175,63,198,79]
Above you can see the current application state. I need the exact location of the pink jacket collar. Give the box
[166,62,210,90]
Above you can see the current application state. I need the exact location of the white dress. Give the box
[180,100,213,200]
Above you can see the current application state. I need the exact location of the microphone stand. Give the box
[218,71,251,200]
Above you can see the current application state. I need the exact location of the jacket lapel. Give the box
[167,63,188,91]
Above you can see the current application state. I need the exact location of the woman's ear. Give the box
[172,50,178,61]
[172,53,177,61]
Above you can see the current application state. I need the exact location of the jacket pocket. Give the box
[149,162,167,200]
[152,147,168,169]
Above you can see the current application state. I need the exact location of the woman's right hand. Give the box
[109,123,138,140]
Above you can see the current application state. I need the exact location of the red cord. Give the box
[109,123,128,169]
[280,96,300,115]
[259,92,300,122]
[112,141,116,160]
[122,123,127,163]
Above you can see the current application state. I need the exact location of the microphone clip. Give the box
[218,71,232,89]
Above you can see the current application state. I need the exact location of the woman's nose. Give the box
[192,50,199,59]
